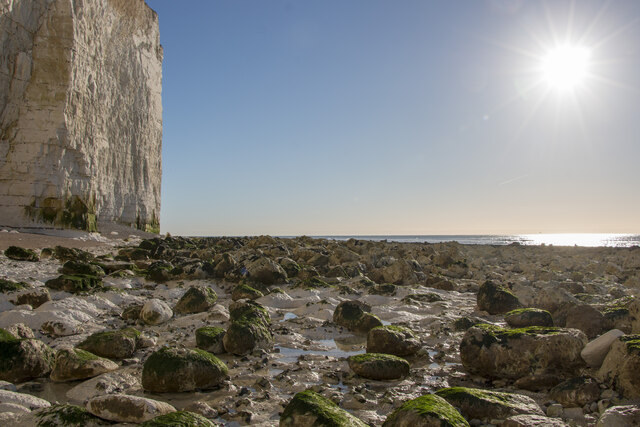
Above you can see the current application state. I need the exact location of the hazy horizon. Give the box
[147,0,640,236]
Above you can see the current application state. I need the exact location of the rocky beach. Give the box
[0,231,639,426]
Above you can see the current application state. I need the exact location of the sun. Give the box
[541,45,591,91]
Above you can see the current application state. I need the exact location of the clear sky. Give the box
[146,0,640,236]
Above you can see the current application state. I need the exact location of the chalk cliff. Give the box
[0,0,162,232]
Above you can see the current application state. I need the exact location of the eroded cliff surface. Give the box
[0,0,162,232]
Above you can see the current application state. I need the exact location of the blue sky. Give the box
[146,0,640,236]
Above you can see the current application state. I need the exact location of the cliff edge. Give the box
[0,0,162,232]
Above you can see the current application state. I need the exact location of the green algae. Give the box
[281,389,368,427]
[383,394,469,427]
[0,278,29,293]
[139,411,215,427]
[35,404,109,426]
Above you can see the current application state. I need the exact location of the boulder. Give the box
[460,324,587,381]
[50,348,118,382]
[11,288,51,308]
[66,371,140,403]
[505,308,553,328]
[212,253,237,278]
[231,284,264,301]
[195,327,226,354]
[435,387,544,421]
[348,353,410,380]
[564,304,608,339]
[333,300,383,334]
[366,325,421,356]
[0,402,30,414]
[140,411,216,426]
[581,329,625,368]
[280,389,368,427]
[382,394,469,427]
[0,389,50,409]
[596,405,640,427]
[548,376,601,407]
[503,414,568,426]
[0,329,54,382]
[0,279,29,293]
[76,327,140,359]
[45,275,102,293]
[174,286,218,314]
[477,281,522,315]
[141,347,228,393]
[245,257,287,286]
[223,300,272,355]
[4,246,39,262]
[6,323,35,339]
[60,261,105,278]
[140,299,173,325]
[598,334,640,398]
[86,394,175,423]
[32,404,110,426]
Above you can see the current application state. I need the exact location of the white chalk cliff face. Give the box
[0,0,162,232]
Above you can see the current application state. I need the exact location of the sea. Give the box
[312,234,640,248]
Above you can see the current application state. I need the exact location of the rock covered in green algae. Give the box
[348,353,410,380]
[195,327,226,354]
[174,285,218,314]
[0,328,54,383]
[382,394,469,427]
[367,325,421,357]
[0,278,29,293]
[50,347,118,382]
[598,334,640,398]
[34,404,111,426]
[86,394,176,423]
[140,411,218,426]
[45,274,103,293]
[477,280,522,315]
[60,260,105,277]
[231,283,264,301]
[223,300,272,355]
[460,324,587,381]
[504,308,554,328]
[280,389,368,427]
[244,256,288,286]
[435,387,544,421]
[333,300,383,334]
[141,347,228,393]
[76,327,140,359]
[4,246,39,262]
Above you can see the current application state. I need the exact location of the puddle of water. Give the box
[381,319,391,325]
[280,312,298,322]
[275,339,365,364]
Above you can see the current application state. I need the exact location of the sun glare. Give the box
[541,45,591,91]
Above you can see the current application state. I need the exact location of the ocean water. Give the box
[314,233,640,248]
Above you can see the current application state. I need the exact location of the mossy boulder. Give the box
[146,261,174,283]
[367,325,421,357]
[435,387,544,421]
[382,394,469,427]
[598,334,640,398]
[195,327,226,354]
[34,404,111,426]
[245,256,288,286]
[229,300,271,326]
[279,257,301,278]
[50,348,118,382]
[60,260,105,278]
[0,329,54,382]
[0,278,29,293]
[77,327,140,359]
[477,280,522,315]
[53,246,94,262]
[231,284,264,301]
[174,286,218,314]
[140,411,217,426]
[45,275,102,293]
[333,300,383,334]
[280,389,368,427]
[460,324,587,382]
[504,308,553,328]
[212,253,237,278]
[548,376,601,407]
[223,300,272,355]
[4,246,39,262]
[142,347,229,393]
[348,353,410,380]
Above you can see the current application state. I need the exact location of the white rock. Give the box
[597,405,640,427]
[0,402,31,414]
[140,299,173,325]
[86,394,175,423]
[41,319,84,336]
[0,381,16,392]
[0,390,50,410]
[581,329,625,368]
[0,309,93,331]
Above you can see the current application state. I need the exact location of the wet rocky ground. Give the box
[0,234,639,426]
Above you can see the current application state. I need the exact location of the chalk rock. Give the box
[0,389,50,410]
[598,334,640,398]
[86,394,175,423]
[66,371,140,403]
[50,348,118,382]
[0,0,162,231]
[581,329,625,368]
[140,299,173,325]
[597,405,640,427]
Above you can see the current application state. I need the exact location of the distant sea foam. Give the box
[314,234,640,248]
